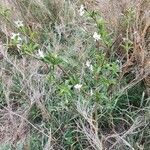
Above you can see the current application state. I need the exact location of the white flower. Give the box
[81,26,87,32]
[14,20,24,28]
[79,4,85,16]
[74,84,82,90]
[86,60,91,67]
[122,38,127,42]
[11,33,22,41]
[116,60,120,63]
[90,89,94,96]
[89,65,93,72]
[93,32,101,41]
[86,60,93,72]
[38,49,45,58]
[17,44,22,49]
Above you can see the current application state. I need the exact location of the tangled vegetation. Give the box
[0,0,150,149]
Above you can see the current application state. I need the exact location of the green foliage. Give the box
[28,104,42,124]
[58,80,72,97]
[29,134,43,150]
[0,1,149,150]
[0,6,10,18]
[0,144,11,150]
[0,81,5,106]
[88,10,112,47]
[22,42,39,54]
[42,53,63,65]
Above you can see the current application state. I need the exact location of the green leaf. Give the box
[42,53,62,65]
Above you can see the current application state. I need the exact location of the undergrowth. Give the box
[0,0,150,150]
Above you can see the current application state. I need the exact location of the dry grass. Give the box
[0,0,150,149]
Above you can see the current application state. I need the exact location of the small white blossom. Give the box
[14,20,24,28]
[93,32,101,41]
[38,50,45,58]
[81,26,87,32]
[89,65,93,72]
[17,44,22,49]
[86,60,93,72]
[11,33,22,41]
[133,31,137,35]
[86,60,91,67]
[122,38,127,42]
[79,4,85,16]
[90,89,94,96]
[116,60,120,63]
[74,84,82,90]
